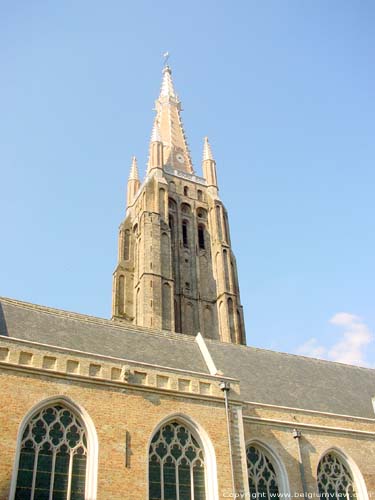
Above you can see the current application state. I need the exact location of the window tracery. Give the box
[149,421,206,500]
[15,404,87,500]
[317,452,357,500]
[247,445,280,500]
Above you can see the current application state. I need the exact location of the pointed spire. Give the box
[203,137,214,162]
[129,156,139,180]
[202,137,218,190]
[160,66,177,99]
[150,64,194,173]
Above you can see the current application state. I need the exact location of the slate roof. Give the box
[0,297,208,374]
[206,339,375,419]
[1,297,375,419]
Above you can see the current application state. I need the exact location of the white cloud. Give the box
[296,312,373,367]
[297,338,326,358]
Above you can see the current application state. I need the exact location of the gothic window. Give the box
[197,208,208,219]
[169,198,177,211]
[14,404,88,500]
[197,190,203,201]
[227,298,235,343]
[149,421,206,500]
[182,220,189,247]
[223,249,230,290]
[317,452,357,500]
[118,275,125,315]
[169,215,175,244]
[247,445,280,500]
[124,229,130,261]
[181,203,191,215]
[161,233,170,277]
[183,186,189,196]
[174,300,181,333]
[162,283,172,331]
[159,188,166,219]
[198,225,205,250]
[223,212,230,243]
[216,205,222,239]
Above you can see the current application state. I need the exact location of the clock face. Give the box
[176,153,184,164]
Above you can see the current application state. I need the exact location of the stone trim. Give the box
[0,334,238,383]
[195,332,218,375]
[0,340,241,402]
[243,415,375,437]
[244,400,375,423]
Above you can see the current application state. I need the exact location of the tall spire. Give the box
[127,156,140,208]
[203,136,214,161]
[128,156,139,180]
[149,64,194,174]
[160,66,177,99]
[202,136,218,190]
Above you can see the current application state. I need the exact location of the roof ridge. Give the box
[205,337,375,372]
[0,297,197,343]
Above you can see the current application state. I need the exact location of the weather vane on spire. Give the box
[163,51,170,67]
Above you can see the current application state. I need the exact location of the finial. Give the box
[129,156,139,180]
[151,121,161,143]
[203,136,214,161]
[163,51,170,68]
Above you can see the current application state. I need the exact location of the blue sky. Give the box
[1,1,374,367]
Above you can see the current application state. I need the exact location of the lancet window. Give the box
[317,452,357,500]
[149,421,206,500]
[14,404,87,500]
[247,445,280,500]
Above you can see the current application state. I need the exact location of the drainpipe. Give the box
[220,381,236,497]
[293,428,308,498]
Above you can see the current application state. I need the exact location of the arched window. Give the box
[13,403,91,500]
[123,229,130,261]
[247,445,280,500]
[183,186,189,196]
[197,190,203,201]
[216,205,222,240]
[168,198,177,211]
[197,208,208,219]
[159,188,166,219]
[223,249,230,290]
[149,421,206,500]
[227,298,235,343]
[118,274,125,315]
[182,220,189,247]
[181,203,191,215]
[317,452,357,500]
[198,225,205,249]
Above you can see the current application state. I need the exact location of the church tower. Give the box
[112,64,246,344]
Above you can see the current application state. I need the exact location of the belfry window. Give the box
[182,221,189,247]
[198,225,205,249]
[247,445,280,500]
[149,421,206,500]
[14,404,88,500]
[317,452,357,500]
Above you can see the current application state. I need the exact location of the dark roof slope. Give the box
[1,297,375,419]
[0,298,208,374]
[206,339,375,418]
